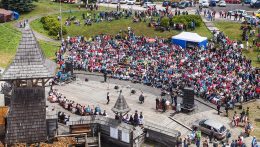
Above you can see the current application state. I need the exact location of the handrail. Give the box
[67,116,181,138]
[144,120,181,137]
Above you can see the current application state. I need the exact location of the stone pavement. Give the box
[202,18,220,33]
[48,76,253,146]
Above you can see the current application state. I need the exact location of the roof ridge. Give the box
[1,26,56,80]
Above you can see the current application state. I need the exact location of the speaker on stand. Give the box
[181,87,195,113]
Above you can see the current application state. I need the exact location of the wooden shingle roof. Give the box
[111,90,131,115]
[1,26,55,80]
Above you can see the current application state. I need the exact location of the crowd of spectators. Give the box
[55,28,259,109]
[48,89,108,118]
[117,110,144,126]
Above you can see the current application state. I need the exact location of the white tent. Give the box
[171,32,208,48]
[172,32,207,42]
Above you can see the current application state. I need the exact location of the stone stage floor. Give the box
[46,75,253,146]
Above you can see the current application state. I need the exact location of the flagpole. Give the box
[60,0,63,42]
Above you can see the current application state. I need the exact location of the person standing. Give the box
[174,92,178,107]
[156,98,159,110]
[225,104,229,117]
[134,110,139,126]
[209,127,214,143]
[104,70,107,82]
[217,103,220,115]
[226,129,231,145]
[246,107,250,117]
[106,92,110,104]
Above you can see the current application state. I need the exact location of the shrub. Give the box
[49,25,67,36]
[172,15,202,27]
[40,16,67,36]
[160,17,170,28]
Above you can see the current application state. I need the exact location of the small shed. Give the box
[0,9,12,23]
[171,32,208,49]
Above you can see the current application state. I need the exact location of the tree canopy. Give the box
[1,0,35,13]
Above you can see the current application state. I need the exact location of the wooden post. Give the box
[98,132,101,147]
[85,134,89,147]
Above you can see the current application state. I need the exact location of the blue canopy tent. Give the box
[171,32,208,49]
[12,11,19,20]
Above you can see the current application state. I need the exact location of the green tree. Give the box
[161,17,170,28]
[1,0,35,13]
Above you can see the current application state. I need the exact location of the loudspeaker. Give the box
[114,86,119,90]
[182,87,195,107]
[65,61,73,74]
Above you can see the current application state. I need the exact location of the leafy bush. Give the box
[49,25,67,36]
[172,15,202,27]
[40,16,67,36]
[160,17,170,28]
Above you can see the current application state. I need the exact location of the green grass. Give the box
[38,40,59,60]
[214,21,260,67]
[0,0,79,68]
[20,0,79,19]
[0,23,21,67]
[228,101,260,139]
[31,11,212,39]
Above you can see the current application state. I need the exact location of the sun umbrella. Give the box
[147,38,156,43]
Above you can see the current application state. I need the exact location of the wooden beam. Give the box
[56,133,87,137]
[98,132,101,147]
[42,79,44,87]
[85,134,89,147]
[33,79,39,86]
[43,78,51,86]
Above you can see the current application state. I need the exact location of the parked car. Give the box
[104,0,112,3]
[228,9,247,17]
[162,1,171,6]
[171,2,179,7]
[135,0,141,4]
[209,0,217,6]
[225,0,240,4]
[120,0,127,3]
[98,0,104,2]
[244,15,259,24]
[178,1,190,8]
[251,0,260,7]
[127,0,136,4]
[141,0,151,5]
[218,0,226,6]
[143,1,156,7]
[244,0,251,4]
[255,9,260,18]
[192,119,227,140]
[200,0,210,7]
[111,0,119,4]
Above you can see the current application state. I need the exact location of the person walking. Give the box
[106,92,110,104]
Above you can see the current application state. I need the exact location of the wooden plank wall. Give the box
[5,87,47,145]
